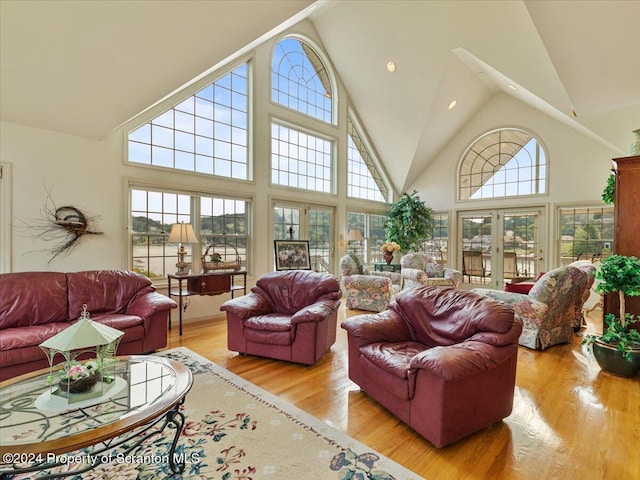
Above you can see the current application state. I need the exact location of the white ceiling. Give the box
[2,0,639,193]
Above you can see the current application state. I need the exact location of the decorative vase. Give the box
[592,340,640,378]
[59,372,101,393]
[628,129,640,156]
[383,251,394,264]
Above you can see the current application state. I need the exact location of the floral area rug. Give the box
[14,347,422,480]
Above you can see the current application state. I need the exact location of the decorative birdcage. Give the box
[202,243,241,273]
[39,304,123,403]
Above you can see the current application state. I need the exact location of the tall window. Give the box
[200,196,249,270]
[459,128,546,200]
[347,212,387,263]
[271,122,333,193]
[419,212,449,264]
[272,37,334,124]
[558,206,614,262]
[130,186,250,279]
[128,63,249,180]
[347,115,387,202]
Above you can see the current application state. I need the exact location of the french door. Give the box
[458,207,545,288]
[273,201,335,273]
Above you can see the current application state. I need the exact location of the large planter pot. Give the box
[592,340,640,377]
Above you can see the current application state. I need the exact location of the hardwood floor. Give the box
[165,307,639,480]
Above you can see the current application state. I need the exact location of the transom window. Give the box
[458,128,546,200]
[347,115,387,202]
[128,63,249,180]
[271,122,333,193]
[272,37,334,124]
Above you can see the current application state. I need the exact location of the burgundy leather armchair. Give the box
[341,286,522,447]
[220,270,342,365]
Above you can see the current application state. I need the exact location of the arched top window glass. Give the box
[347,115,387,202]
[272,37,334,124]
[458,128,547,200]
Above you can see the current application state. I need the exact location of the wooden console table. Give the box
[168,270,247,335]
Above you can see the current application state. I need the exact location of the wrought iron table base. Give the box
[0,399,188,479]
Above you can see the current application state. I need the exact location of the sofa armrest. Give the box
[444,268,462,288]
[341,310,411,346]
[220,293,274,320]
[410,341,517,381]
[401,267,427,283]
[292,299,341,324]
[471,288,547,319]
[126,291,177,318]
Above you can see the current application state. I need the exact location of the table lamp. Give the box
[168,222,199,275]
[346,229,363,253]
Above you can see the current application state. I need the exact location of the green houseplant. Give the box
[602,172,615,205]
[384,190,434,252]
[583,254,640,377]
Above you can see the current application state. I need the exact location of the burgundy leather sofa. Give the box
[0,270,176,381]
[220,270,342,365]
[341,285,522,447]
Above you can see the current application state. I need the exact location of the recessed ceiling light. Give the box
[448,100,457,110]
[386,61,397,73]
[506,84,517,91]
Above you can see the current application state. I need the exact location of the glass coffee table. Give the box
[0,355,193,478]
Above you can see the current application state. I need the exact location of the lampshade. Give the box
[168,222,199,244]
[346,229,363,242]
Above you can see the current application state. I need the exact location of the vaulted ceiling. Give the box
[2,0,638,193]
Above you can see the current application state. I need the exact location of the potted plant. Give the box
[583,254,640,377]
[384,190,434,252]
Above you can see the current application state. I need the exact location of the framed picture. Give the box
[274,240,311,271]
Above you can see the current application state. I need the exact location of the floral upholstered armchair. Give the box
[400,253,462,289]
[472,265,589,350]
[339,254,402,312]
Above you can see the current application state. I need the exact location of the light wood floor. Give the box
[165,306,639,480]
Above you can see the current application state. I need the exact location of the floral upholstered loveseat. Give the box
[472,265,590,350]
[339,254,402,312]
[400,253,462,289]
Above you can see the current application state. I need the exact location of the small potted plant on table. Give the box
[583,254,640,377]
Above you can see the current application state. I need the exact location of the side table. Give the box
[373,263,402,273]
[168,270,247,335]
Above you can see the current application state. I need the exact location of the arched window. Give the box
[458,128,547,200]
[272,37,334,124]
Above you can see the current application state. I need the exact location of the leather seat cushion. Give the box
[244,314,292,332]
[0,323,70,351]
